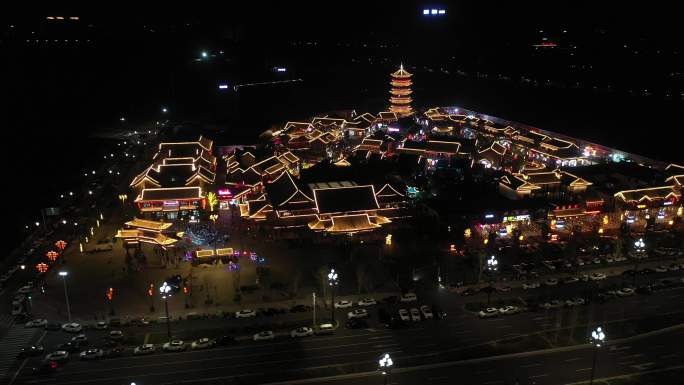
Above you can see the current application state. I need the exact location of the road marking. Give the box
[621,354,643,360]
[576,368,592,372]
[368,336,393,340]
[529,373,549,379]
[631,362,655,370]
[565,357,583,362]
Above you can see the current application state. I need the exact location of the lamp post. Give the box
[378,353,394,385]
[633,238,645,287]
[328,268,339,325]
[589,326,606,385]
[159,282,172,338]
[59,271,71,322]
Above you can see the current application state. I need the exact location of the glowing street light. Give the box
[487,255,498,272]
[589,326,606,385]
[201,51,208,58]
[59,271,72,322]
[378,353,394,385]
[328,268,339,324]
[159,282,173,338]
[161,107,168,113]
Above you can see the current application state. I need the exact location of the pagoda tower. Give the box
[389,64,413,116]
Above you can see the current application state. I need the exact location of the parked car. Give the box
[589,273,607,281]
[460,288,477,296]
[542,300,563,309]
[191,338,215,350]
[162,340,186,352]
[616,288,635,297]
[479,308,499,318]
[45,351,69,362]
[235,309,257,318]
[398,309,410,322]
[565,297,586,307]
[654,265,668,273]
[334,300,353,309]
[94,321,108,330]
[420,305,433,319]
[563,277,580,284]
[253,331,275,341]
[133,344,156,355]
[290,327,314,338]
[497,285,512,292]
[499,305,521,315]
[357,298,377,307]
[32,360,58,376]
[79,349,103,360]
[522,282,541,289]
[61,323,82,333]
[544,278,558,286]
[409,308,421,322]
[71,334,88,344]
[109,330,123,341]
[347,309,369,319]
[400,293,417,302]
[25,319,48,328]
[315,323,335,335]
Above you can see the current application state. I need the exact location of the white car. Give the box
[565,297,586,307]
[45,351,69,362]
[253,331,275,341]
[17,285,33,294]
[544,278,558,286]
[654,265,668,273]
[109,330,123,340]
[347,309,369,319]
[563,277,580,284]
[542,300,563,309]
[71,334,88,344]
[479,308,499,318]
[398,309,410,322]
[191,338,215,350]
[497,285,512,292]
[133,344,156,355]
[499,306,521,315]
[400,293,417,302]
[334,300,353,309]
[163,340,186,352]
[592,258,602,265]
[409,308,421,321]
[61,323,83,333]
[357,298,377,307]
[25,319,48,328]
[589,273,607,281]
[79,348,103,360]
[420,305,433,319]
[522,282,540,289]
[290,327,314,338]
[95,321,108,330]
[235,309,257,318]
[616,288,635,297]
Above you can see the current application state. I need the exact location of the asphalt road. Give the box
[10,268,684,385]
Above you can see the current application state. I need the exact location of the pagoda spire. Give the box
[389,64,413,116]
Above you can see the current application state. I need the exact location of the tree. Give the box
[207,192,218,212]
[313,266,328,299]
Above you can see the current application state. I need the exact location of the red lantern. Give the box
[147,284,154,297]
[106,287,114,301]
[46,250,59,262]
[36,263,48,273]
[55,240,67,251]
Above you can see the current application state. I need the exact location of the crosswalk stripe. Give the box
[0,326,38,378]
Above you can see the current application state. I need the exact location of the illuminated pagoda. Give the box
[389,64,414,117]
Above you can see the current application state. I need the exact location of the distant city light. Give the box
[438,9,446,14]
[201,51,208,58]
[423,8,446,16]
[275,67,287,72]
[423,9,429,14]
[218,83,229,89]
[120,117,125,121]
[162,107,168,113]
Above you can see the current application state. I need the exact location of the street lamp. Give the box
[59,271,72,322]
[378,353,394,385]
[487,255,498,272]
[633,238,646,286]
[161,107,168,113]
[589,326,606,385]
[159,282,172,338]
[328,268,339,325]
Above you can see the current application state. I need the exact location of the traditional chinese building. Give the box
[307,185,392,234]
[389,65,413,117]
[499,169,593,200]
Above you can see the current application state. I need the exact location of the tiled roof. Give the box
[314,185,379,215]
